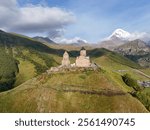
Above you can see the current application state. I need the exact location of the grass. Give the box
[140,68,150,76]
[93,56,149,81]
[11,47,59,87]
[88,48,140,69]
[135,88,150,111]
[14,59,36,86]
[0,31,149,112]
[0,70,148,113]
[22,50,46,67]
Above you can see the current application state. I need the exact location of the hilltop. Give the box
[0,68,148,112]
[0,30,150,112]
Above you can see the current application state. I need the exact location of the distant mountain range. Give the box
[32,36,89,46]
[33,36,56,44]
[115,39,150,55]
[21,29,150,68]
[96,28,150,50]
[0,29,150,112]
[114,39,150,67]
[92,29,150,68]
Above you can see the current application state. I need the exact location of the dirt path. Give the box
[46,85,126,97]
[133,69,150,79]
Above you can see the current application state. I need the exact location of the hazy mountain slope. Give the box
[114,39,150,67]
[33,36,56,44]
[0,69,148,113]
[115,39,149,55]
[96,28,150,50]
[96,38,126,50]
[96,29,130,50]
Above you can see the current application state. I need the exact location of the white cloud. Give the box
[53,37,88,44]
[129,32,150,42]
[0,0,17,7]
[0,0,75,35]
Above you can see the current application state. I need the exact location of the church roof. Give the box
[80,47,86,50]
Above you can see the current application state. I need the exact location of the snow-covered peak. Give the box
[109,28,131,40]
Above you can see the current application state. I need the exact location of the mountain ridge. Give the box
[108,28,131,40]
[96,28,150,50]
[0,30,149,112]
[114,39,150,67]
[33,36,56,44]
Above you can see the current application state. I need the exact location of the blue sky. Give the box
[1,0,150,42]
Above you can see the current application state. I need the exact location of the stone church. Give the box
[75,47,91,67]
[61,47,91,67]
[47,47,97,74]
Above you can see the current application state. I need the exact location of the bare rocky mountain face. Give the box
[114,39,150,67]
[114,39,150,55]
[96,37,127,50]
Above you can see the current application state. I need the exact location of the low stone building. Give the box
[75,47,91,67]
[138,80,150,87]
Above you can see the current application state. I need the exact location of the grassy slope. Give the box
[91,50,150,112]
[94,56,149,81]
[136,88,150,111]
[0,32,149,113]
[14,59,36,86]
[0,31,60,88]
[0,70,147,113]
[140,68,150,76]
[13,48,59,86]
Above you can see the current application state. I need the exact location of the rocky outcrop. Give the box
[114,39,150,67]
[114,39,150,55]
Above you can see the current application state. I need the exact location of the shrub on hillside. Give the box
[0,48,19,91]
[122,74,142,91]
[135,90,150,111]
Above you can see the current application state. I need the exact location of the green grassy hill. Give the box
[88,48,141,69]
[0,30,60,91]
[0,69,148,112]
[0,47,18,91]
[0,30,149,112]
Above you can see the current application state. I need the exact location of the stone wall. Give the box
[76,56,91,67]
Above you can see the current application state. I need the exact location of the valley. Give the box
[0,30,150,113]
